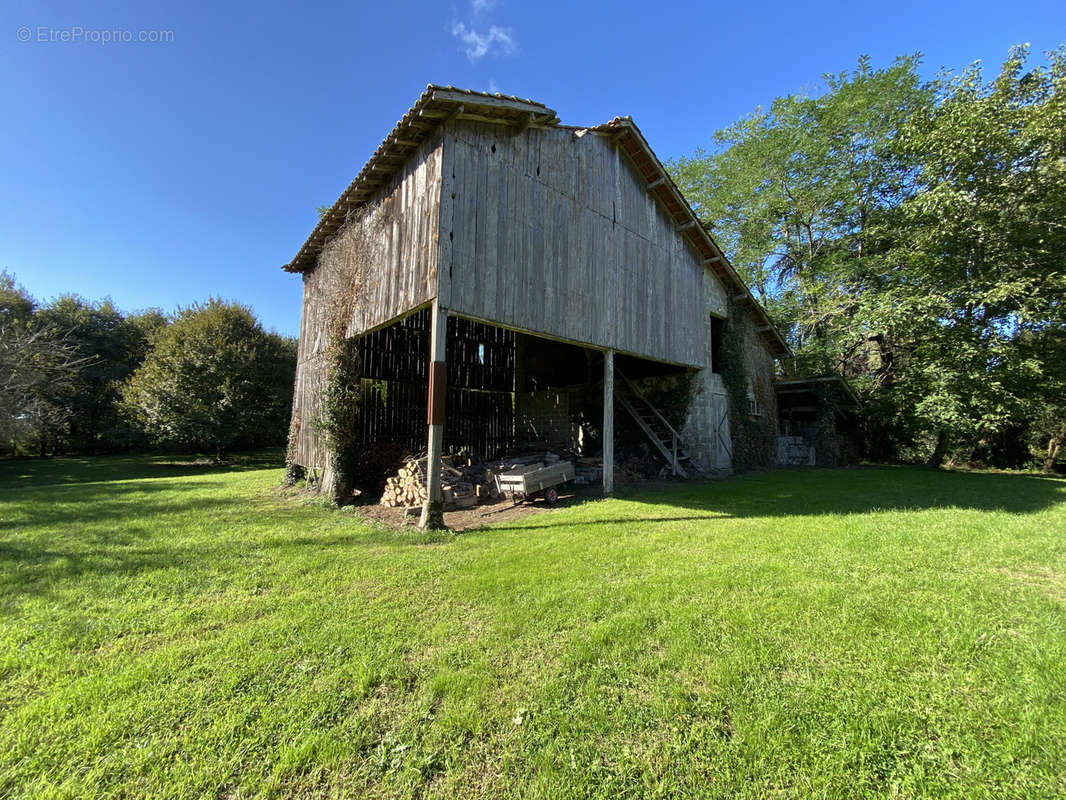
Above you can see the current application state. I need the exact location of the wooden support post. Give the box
[419,301,448,530]
[603,350,614,495]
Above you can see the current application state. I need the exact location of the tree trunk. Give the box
[926,430,949,469]
[215,443,226,464]
[1045,436,1062,474]
[322,462,351,506]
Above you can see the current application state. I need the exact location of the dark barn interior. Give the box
[346,306,694,487]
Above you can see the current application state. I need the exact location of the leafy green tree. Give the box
[670,46,1065,468]
[889,45,1066,464]
[34,297,168,453]
[0,274,89,453]
[122,300,296,460]
[671,55,928,321]
[0,271,35,326]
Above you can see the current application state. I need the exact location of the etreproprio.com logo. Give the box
[16,25,175,44]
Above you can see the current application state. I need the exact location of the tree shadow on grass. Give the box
[0,496,242,602]
[0,479,239,532]
[0,534,235,599]
[479,466,1066,534]
[0,449,284,490]
[0,473,286,600]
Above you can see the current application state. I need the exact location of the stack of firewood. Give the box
[379,459,429,508]
[379,456,504,509]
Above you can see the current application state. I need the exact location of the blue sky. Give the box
[3,0,1064,337]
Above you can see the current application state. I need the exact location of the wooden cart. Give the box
[495,461,575,505]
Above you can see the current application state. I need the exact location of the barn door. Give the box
[712,391,732,468]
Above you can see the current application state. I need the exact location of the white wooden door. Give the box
[711,391,732,469]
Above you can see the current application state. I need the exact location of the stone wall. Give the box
[727,306,779,471]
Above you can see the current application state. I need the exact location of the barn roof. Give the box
[282,85,558,277]
[282,85,790,358]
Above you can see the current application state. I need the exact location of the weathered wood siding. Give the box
[291,136,443,469]
[439,121,707,367]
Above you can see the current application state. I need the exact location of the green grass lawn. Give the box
[1,455,1065,799]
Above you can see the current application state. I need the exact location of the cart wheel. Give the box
[545,487,559,505]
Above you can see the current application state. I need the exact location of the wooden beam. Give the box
[647,176,665,190]
[514,111,535,135]
[755,325,772,333]
[446,310,701,368]
[704,256,724,265]
[457,112,532,126]
[777,376,847,386]
[603,350,615,495]
[419,104,465,122]
[676,220,697,232]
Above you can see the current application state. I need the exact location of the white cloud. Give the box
[471,0,496,12]
[489,79,500,94]
[450,22,515,62]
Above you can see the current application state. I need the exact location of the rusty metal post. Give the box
[419,301,448,529]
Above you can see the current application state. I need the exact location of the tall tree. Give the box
[671,54,928,312]
[122,300,296,460]
[0,274,88,452]
[670,46,1066,468]
[35,296,166,452]
[889,45,1066,464]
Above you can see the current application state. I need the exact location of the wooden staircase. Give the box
[615,369,698,478]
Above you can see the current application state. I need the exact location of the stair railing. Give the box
[616,368,687,476]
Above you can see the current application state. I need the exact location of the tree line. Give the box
[671,45,1065,471]
[0,272,296,460]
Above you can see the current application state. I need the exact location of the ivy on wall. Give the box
[315,335,363,503]
[293,204,382,504]
[283,412,305,486]
[718,312,777,472]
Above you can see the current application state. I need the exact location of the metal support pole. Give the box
[419,301,448,529]
[603,349,614,495]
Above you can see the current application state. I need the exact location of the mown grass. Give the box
[1,454,1064,799]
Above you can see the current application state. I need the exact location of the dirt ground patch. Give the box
[353,485,603,531]
[350,475,717,531]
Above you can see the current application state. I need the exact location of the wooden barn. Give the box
[283,85,790,524]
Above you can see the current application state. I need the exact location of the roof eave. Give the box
[597,117,792,359]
